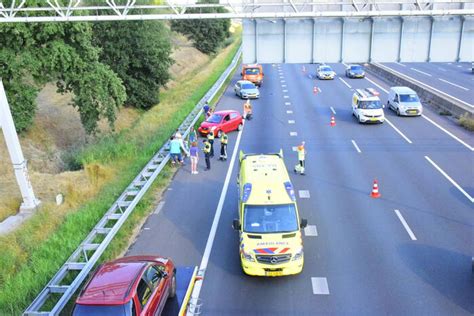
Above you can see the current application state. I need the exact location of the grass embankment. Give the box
[0,32,241,315]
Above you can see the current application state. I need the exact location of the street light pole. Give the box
[0,79,40,212]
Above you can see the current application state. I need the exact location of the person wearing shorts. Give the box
[190,142,199,174]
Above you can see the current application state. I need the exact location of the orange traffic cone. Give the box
[371,180,381,198]
[330,115,336,127]
[313,86,318,94]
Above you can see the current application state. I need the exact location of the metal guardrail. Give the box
[24,45,242,316]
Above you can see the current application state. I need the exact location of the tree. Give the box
[93,21,173,109]
[171,0,230,55]
[0,5,126,134]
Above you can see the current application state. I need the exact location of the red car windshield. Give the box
[207,114,223,124]
[73,301,134,316]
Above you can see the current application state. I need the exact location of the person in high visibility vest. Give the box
[203,139,212,170]
[296,141,306,175]
[207,128,215,158]
[243,100,252,120]
[219,131,228,161]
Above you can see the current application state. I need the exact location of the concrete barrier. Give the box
[366,62,473,119]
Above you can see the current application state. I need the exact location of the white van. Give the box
[352,88,385,124]
[387,87,423,116]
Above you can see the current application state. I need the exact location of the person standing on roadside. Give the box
[189,141,199,174]
[207,128,215,158]
[219,131,228,161]
[296,141,306,175]
[203,101,210,118]
[188,126,197,144]
[203,139,211,170]
[243,99,252,120]
[170,134,189,166]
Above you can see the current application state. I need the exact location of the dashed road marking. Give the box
[339,77,352,89]
[330,107,336,115]
[422,115,473,151]
[290,131,298,136]
[284,95,289,98]
[283,89,288,92]
[280,76,284,79]
[153,201,165,215]
[410,68,432,77]
[304,225,318,236]
[288,120,295,124]
[395,62,406,67]
[282,84,287,88]
[298,190,310,198]
[351,140,362,153]
[385,118,413,144]
[425,156,474,203]
[394,209,417,241]
[311,277,330,295]
[143,227,151,230]
[287,110,293,114]
[285,102,291,105]
[281,80,286,83]
[438,78,469,91]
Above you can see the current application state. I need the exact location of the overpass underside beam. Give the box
[243,16,474,63]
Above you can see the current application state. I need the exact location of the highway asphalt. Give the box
[127,62,473,315]
[381,62,474,106]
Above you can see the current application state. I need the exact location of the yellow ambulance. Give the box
[232,150,307,277]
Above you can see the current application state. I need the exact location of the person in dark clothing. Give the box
[207,128,215,158]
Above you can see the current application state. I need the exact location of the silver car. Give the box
[234,80,260,99]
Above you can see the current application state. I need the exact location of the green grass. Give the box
[0,34,241,315]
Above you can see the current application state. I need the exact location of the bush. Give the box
[171,0,230,55]
[2,80,38,133]
[459,113,474,131]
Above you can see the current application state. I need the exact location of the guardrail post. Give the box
[311,18,316,64]
[254,19,258,63]
[369,17,374,63]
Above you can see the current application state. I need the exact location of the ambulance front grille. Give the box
[256,254,291,265]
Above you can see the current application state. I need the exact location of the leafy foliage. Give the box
[0,6,126,134]
[93,21,173,109]
[171,0,230,54]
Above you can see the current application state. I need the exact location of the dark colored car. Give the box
[73,256,176,316]
[198,110,243,137]
[345,64,365,78]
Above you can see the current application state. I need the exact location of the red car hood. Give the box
[200,121,218,129]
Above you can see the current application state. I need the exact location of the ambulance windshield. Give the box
[243,204,298,233]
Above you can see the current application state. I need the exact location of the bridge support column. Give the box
[0,79,40,212]
[456,16,465,62]
[369,18,374,62]
[311,18,316,63]
[427,17,434,62]
[340,18,345,63]
[254,19,258,63]
[397,17,404,62]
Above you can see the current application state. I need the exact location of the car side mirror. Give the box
[232,219,241,231]
[300,219,308,229]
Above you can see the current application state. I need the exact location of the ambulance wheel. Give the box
[237,123,243,131]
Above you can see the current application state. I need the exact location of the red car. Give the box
[198,110,243,137]
[73,256,176,316]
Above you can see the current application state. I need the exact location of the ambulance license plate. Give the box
[266,271,283,277]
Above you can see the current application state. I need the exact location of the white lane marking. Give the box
[279,76,284,79]
[311,277,330,295]
[438,67,447,72]
[290,131,298,136]
[364,76,388,93]
[144,227,151,230]
[338,77,352,89]
[330,106,336,115]
[281,80,286,83]
[299,190,310,198]
[422,115,473,151]
[351,140,362,153]
[410,67,432,77]
[284,95,290,99]
[285,102,291,105]
[395,62,406,67]
[317,87,322,93]
[384,118,413,144]
[282,84,287,88]
[304,225,318,236]
[457,65,462,68]
[438,78,469,91]
[394,210,417,241]
[373,63,473,108]
[153,201,165,215]
[288,120,295,124]
[190,120,245,302]
[287,110,293,114]
[292,146,298,151]
[283,89,288,92]
[342,62,349,67]
[425,156,474,203]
